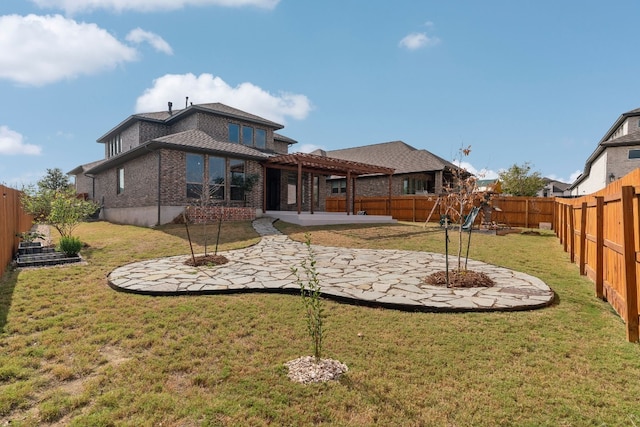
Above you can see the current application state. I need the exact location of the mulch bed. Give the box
[184,254,229,267]
[425,269,495,288]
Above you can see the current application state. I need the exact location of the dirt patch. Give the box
[184,254,229,267]
[425,269,495,288]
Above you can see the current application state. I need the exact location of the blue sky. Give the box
[2,0,640,188]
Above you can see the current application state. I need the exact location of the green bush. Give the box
[58,236,82,257]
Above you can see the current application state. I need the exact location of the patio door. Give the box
[266,168,281,210]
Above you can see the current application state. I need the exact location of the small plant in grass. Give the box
[291,233,324,361]
[58,236,82,257]
[288,233,348,384]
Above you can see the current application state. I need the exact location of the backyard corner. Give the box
[0,219,638,425]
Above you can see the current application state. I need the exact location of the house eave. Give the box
[85,141,267,175]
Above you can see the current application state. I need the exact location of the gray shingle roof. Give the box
[100,102,284,142]
[318,140,460,174]
[134,103,284,129]
[153,130,269,159]
[601,130,640,146]
[68,159,106,175]
[274,132,298,144]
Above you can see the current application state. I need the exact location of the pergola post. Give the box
[346,170,351,215]
[297,161,302,215]
[352,172,357,215]
[388,174,392,216]
[262,164,267,213]
[310,173,315,214]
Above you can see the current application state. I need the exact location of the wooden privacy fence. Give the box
[326,195,555,228]
[0,185,32,278]
[555,168,640,342]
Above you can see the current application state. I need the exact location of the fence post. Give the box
[621,186,639,342]
[525,199,529,228]
[595,196,604,299]
[569,205,575,260]
[562,205,569,252]
[579,201,587,275]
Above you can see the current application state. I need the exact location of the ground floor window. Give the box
[208,156,225,200]
[403,177,426,194]
[287,173,297,204]
[117,167,124,195]
[331,179,346,194]
[230,159,245,201]
[313,176,319,207]
[186,153,205,198]
[187,154,248,202]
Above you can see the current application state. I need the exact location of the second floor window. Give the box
[242,126,253,146]
[108,134,122,157]
[629,149,640,159]
[229,124,240,143]
[229,123,266,148]
[255,129,266,149]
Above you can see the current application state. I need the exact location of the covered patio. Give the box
[262,152,397,225]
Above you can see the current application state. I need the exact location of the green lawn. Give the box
[0,220,639,426]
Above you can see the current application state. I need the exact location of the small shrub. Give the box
[291,233,324,362]
[58,236,82,257]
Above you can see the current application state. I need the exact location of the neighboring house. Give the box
[476,179,502,194]
[69,102,392,226]
[538,178,570,198]
[314,140,463,198]
[569,107,640,196]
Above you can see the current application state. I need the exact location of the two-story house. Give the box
[569,107,640,196]
[70,102,394,226]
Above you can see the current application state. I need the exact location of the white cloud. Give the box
[126,28,173,55]
[458,162,499,179]
[135,73,313,124]
[0,14,137,86]
[0,126,42,155]
[569,170,582,183]
[399,32,440,50]
[295,144,325,154]
[31,0,280,14]
[547,170,582,184]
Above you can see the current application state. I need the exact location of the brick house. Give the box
[70,102,393,226]
[314,140,463,200]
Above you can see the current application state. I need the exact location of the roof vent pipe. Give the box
[168,102,173,115]
[185,96,189,108]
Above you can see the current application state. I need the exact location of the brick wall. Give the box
[325,173,437,200]
[606,145,640,181]
[183,206,256,223]
[94,151,159,208]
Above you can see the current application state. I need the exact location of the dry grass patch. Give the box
[0,219,639,425]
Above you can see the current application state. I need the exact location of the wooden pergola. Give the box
[264,153,395,215]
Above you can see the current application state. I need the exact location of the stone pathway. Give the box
[108,218,555,312]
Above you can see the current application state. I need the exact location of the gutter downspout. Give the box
[157,150,161,226]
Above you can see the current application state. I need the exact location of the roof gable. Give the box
[321,140,459,174]
[98,102,284,142]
